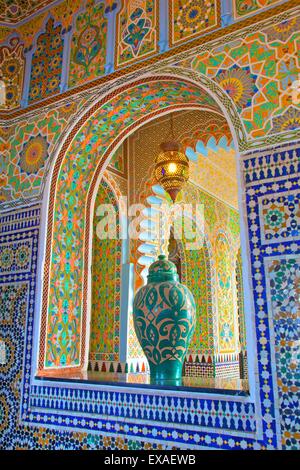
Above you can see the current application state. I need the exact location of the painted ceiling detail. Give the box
[0,0,58,25]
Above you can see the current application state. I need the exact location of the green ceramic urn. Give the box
[133,254,196,385]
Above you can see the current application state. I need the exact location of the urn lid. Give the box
[147,254,179,283]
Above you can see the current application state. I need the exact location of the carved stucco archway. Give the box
[37,70,248,371]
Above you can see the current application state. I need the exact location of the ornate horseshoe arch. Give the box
[36,69,250,374]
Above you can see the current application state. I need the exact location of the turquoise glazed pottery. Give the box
[133,254,196,385]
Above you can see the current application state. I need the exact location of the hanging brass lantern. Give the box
[154,114,189,202]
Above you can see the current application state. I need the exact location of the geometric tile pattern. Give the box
[267,256,300,450]
[236,249,247,353]
[0,140,293,450]
[68,0,107,88]
[177,183,242,358]
[1,102,82,211]
[243,144,300,451]
[0,1,81,48]
[2,7,300,214]
[0,207,177,450]
[0,1,57,25]
[0,282,28,324]
[259,191,300,243]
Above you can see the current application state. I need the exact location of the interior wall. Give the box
[0,0,299,451]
